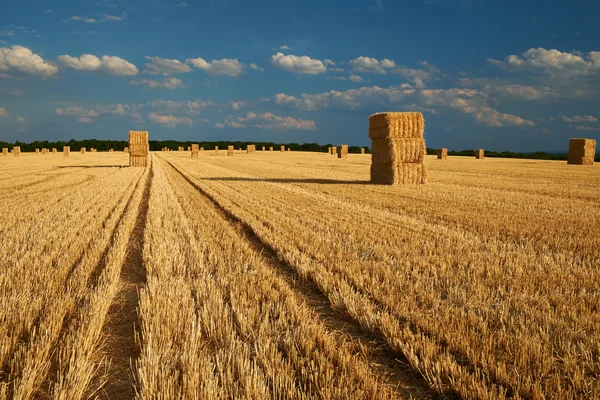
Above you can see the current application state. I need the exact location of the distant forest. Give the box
[1,139,597,161]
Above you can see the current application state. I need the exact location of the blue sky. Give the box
[0,0,599,151]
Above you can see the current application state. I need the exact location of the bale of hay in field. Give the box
[567,138,596,165]
[13,147,20,157]
[129,130,149,167]
[361,148,365,155]
[437,148,448,160]
[2,148,7,156]
[42,148,48,154]
[369,112,427,185]
[191,143,199,158]
[269,146,273,152]
[109,149,114,153]
[81,147,86,154]
[228,145,234,156]
[124,147,129,153]
[262,146,266,152]
[215,146,219,152]
[246,144,256,153]
[35,148,39,154]
[281,145,285,152]
[337,144,348,159]
[331,146,337,155]
[63,146,70,156]
[475,149,484,159]
[187,146,191,152]
[200,147,204,152]
[287,148,291,152]
[52,148,57,153]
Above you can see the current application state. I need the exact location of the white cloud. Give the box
[324,59,336,66]
[56,107,99,117]
[562,115,597,123]
[148,112,192,127]
[78,117,93,123]
[219,111,316,131]
[270,52,327,75]
[574,125,600,131]
[71,16,98,23]
[214,122,224,128]
[280,45,291,50]
[56,103,144,123]
[0,107,8,117]
[392,61,440,88]
[488,48,600,76]
[348,56,396,74]
[249,63,264,72]
[349,74,364,82]
[58,54,139,76]
[186,57,244,77]
[0,45,59,78]
[150,99,215,115]
[230,101,245,110]
[144,56,192,75]
[15,116,25,123]
[460,78,560,101]
[71,12,127,23]
[131,77,184,89]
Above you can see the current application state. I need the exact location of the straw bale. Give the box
[475,149,484,159]
[124,147,129,153]
[191,143,199,157]
[215,146,219,152]
[437,148,448,160]
[331,146,337,155]
[200,147,204,151]
[361,148,365,155]
[371,162,427,185]
[130,156,148,167]
[129,130,149,167]
[567,138,596,165]
[35,148,39,154]
[63,146,70,156]
[228,145,234,156]
[2,148,8,156]
[109,149,114,152]
[262,146,266,152]
[369,112,425,140]
[52,148,57,153]
[13,146,20,157]
[337,144,349,159]
[187,146,191,151]
[81,147,86,154]
[281,145,285,152]
[269,146,273,152]
[371,138,424,163]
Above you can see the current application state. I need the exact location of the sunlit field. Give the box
[1,151,599,399]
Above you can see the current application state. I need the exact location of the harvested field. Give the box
[1,151,599,399]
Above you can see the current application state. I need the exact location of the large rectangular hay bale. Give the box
[129,130,149,167]
[475,149,484,159]
[371,138,425,163]
[269,146,273,152]
[331,146,337,155]
[567,138,596,165]
[191,143,199,157]
[52,148,57,153]
[35,148,39,154]
[337,144,349,159]
[2,148,7,156]
[371,162,427,185]
[262,146,266,152]
[437,148,448,160]
[13,146,20,157]
[361,148,365,155]
[81,147,86,154]
[124,147,129,153]
[63,146,70,156]
[281,145,285,152]
[228,145,234,156]
[369,112,425,140]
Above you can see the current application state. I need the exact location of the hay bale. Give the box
[124,147,129,153]
[369,111,427,185]
[215,146,219,152]
[337,144,349,159]
[228,145,234,156]
[361,148,365,155]
[331,146,337,155]
[437,148,448,160]
[35,148,39,154]
[262,146,266,152]
[475,149,484,159]
[567,138,596,165]
[269,146,273,152]
[187,146,191,152]
[81,147,86,154]
[2,148,8,156]
[129,130,149,167]
[246,144,256,153]
[52,148,57,153]
[281,145,285,152]
[191,143,199,158]
[13,146,20,157]
[369,112,425,139]
[63,146,70,156]
[42,148,48,154]
[109,149,114,152]
[200,147,204,152]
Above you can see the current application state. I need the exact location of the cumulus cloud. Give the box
[349,74,364,82]
[0,107,8,117]
[150,99,215,115]
[56,103,144,123]
[562,115,597,123]
[15,116,25,122]
[348,56,396,74]
[71,16,98,23]
[71,12,127,23]
[57,54,139,76]
[270,52,327,75]
[280,45,291,50]
[78,117,93,123]
[186,57,244,77]
[214,122,225,128]
[0,45,59,78]
[574,125,600,131]
[249,63,264,72]
[219,111,316,131]
[56,107,99,117]
[144,56,192,75]
[148,112,192,127]
[488,48,600,76]
[230,101,245,110]
[460,78,560,101]
[131,77,184,89]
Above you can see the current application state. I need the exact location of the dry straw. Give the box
[369,112,427,185]
[63,146,70,156]
[13,146,20,157]
[191,143,199,158]
[187,146,191,152]
[567,138,596,165]
[200,147,204,151]
[331,146,337,155]
[42,148,48,155]
[438,148,448,160]
[109,149,114,152]
[475,149,484,159]
[228,145,234,156]
[129,130,149,167]
[337,144,349,159]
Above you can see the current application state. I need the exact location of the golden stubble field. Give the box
[0,150,599,400]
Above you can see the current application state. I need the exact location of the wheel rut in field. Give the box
[97,161,152,400]
[163,158,444,400]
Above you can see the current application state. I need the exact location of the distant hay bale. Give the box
[361,148,365,155]
[262,146,266,152]
[228,145,234,156]
[328,146,331,154]
[287,148,290,152]
[2,147,7,156]
[281,145,285,152]
[35,148,39,154]
[269,146,273,152]
[109,149,114,153]
[81,147,86,154]
[124,147,129,153]
[52,148,57,153]
[191,143,199,158]
[200,147,204,151]
[13,146,20,157]
[475,149,484,159]
[247,144,256,153]
[337,144,348,159]
[215,146,219,152]
[42,148,47,154]
[187,146,191,151]
[568,138,596,165]
[63,146,70,156]
[129,130,149,167]
[437,148,448,160]
[331,146,337,155]
[369,112,427,185]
